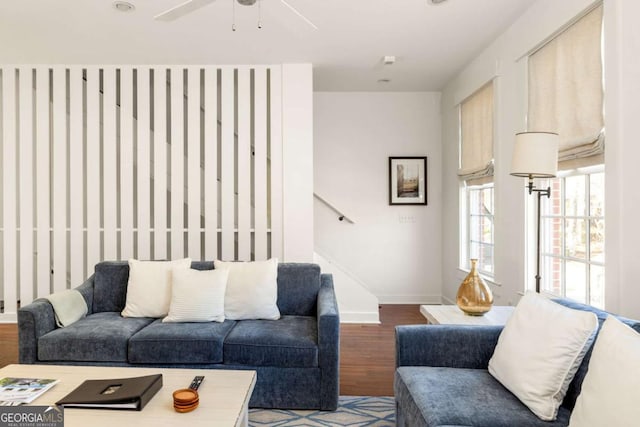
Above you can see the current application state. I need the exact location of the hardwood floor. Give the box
[0,322,18,369]
[340,305,427,396]
[0,304,426,396]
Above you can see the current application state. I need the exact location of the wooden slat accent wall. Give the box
[0,65,283,320]
[237,68,251,262]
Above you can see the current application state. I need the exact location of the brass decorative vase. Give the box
[456,259,493,316]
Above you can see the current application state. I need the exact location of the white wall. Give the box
[314,92,442,303]
[282,64,315,262]
[440,0,640,318]
[603,0,640,319]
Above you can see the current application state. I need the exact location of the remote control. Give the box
[189,376,204,391]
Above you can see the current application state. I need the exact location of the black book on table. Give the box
[56,374,162,411]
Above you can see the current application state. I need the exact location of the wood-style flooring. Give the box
[0,305,426,396]
[339,305,427,396]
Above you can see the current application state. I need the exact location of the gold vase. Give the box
[456,259,493,316]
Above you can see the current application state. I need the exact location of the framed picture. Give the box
[389,157,427,205]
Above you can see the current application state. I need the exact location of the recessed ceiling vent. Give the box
[113,1,135,12]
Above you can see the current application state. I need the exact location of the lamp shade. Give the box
[510,132,559,178]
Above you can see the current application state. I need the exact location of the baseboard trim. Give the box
[340,311,380,324]
[377,295,442,305]
[0,313,17,323]
[441,295,455,305]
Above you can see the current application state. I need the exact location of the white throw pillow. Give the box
[569,316,640,427]
[488,292,598,421]
[163,268,229,323]
[121,258,192,318]
[215,258,280,320]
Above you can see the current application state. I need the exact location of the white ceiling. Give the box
[0,0,538,91]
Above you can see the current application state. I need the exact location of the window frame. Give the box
[537,166,605,307]
[462,181,495,278]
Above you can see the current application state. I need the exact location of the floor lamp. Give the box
[510,132,559,293]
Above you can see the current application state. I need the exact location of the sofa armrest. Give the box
[17,274,95,364]
[18,299,56,363]
[75,274,95,315]
[317,273,340,410]
[395,324,503,369]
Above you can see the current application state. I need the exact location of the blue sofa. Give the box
[394,299,640,426]
[18,261,340,410]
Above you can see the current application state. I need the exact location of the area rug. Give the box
[249,396,395,426]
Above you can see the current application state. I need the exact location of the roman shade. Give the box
[528,4,604,169]
[458,82,494,185]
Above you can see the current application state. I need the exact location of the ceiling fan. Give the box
[154,0,317,29]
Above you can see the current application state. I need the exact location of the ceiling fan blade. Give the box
[154,0,218,22]
[280,0,318,30]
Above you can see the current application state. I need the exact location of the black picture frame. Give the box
[389,157,427,205]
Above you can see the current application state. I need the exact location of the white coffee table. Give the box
[0,364,255,427]
[420,305,514,326]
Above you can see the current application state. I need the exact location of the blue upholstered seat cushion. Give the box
[128,319,236,364]
[38,312,153,362]
[224,316,318,368]
[395,367,571,427]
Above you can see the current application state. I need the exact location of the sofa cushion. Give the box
[163,268,229,323]
[122,258,192,318]
[215,259,281,320]
[569,316,640,427]
[38,312,154,362]
[224,316,318,368]
[552,298,640,411]
[93,261,129,313]
[128,319,237,364]
[488,292,598,421]
[394,367,571,427]
[191,261,214,271]
[276,263,320,316]
[92,260,217,314]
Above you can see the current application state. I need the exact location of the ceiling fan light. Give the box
[428,0,448,4]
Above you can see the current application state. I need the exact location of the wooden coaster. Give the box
[174,398,199,407]
[174,401,199,413]
[173,388,199,404]
[173,388,199,412]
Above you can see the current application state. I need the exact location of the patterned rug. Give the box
[249,396,395,426]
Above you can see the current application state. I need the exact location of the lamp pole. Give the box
[527,176,551,293]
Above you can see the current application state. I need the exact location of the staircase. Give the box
[313,251,380,324]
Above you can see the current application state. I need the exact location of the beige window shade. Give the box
[459,82,494,184]
[528,4,603,169]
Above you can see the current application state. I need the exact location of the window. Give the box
[539,169,604,308]
[467,184,494,276]
[458,82,495,274]
[527,4,604,303]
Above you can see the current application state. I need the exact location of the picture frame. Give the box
[389,157,427,205]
